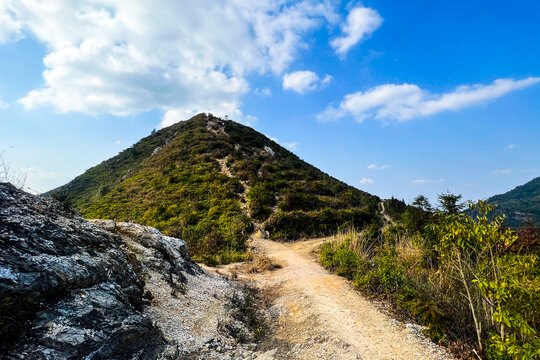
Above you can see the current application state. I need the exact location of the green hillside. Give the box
[488,176,540,228]
[51,113,380,262]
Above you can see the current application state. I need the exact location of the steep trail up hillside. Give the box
[235,236,453,360]
[379,201,393,228]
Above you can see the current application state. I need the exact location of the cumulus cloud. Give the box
[283,70,332,94]
[319,77,540,122]
[367,164,389,170]
[2,0,338,126]
[412,178,445,184]
[359,177,373,184]
[330,6,382,55]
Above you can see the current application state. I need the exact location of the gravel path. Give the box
[244,236,454,360]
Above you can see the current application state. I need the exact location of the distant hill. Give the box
[488,176,540,228]
[50,113,380,262]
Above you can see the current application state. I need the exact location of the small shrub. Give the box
[373,247,404,295]
[320,242,337,269]
[334,245,362,280]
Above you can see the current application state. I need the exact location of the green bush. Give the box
[320,240,364,280]
[278,192,320,211]
[265,208,378,241]
[322,200,540,357]
[319,242,337,269]
[373,247,404,294]
[247,184,275,220]
[334,246,362,279]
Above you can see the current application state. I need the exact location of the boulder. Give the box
[0,183,169,359]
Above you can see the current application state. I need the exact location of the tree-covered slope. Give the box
[488,176,540,228]
[51,113,380,262]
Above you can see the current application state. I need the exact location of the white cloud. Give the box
[115,140,121,145]
[283,70,319,94]
[507,144,516,149]
[359,177,373,184]
[282,70,333,94]
[255,88,272,97]
[262,134,298,151]
[412,178,445,184]
[330,6,382,55]
[2,0,339,125]
[492,169,512,175]
[321,74,333,85]
[319,77,540,122]
[367,164,389,170]
[0,98,8,109]
[160,101,257,128]
[0,1,23,43]
[284,141,299,150]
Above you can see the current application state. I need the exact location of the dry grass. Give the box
[395,236,423,268]
[241,249,281,273]
[334,225,376,259]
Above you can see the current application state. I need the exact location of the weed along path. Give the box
[243,236,454,360]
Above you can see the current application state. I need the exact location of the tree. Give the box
[438,192,465,214]
[412,194,433,212]
[399,195,433,235]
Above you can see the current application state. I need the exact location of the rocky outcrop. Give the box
[0,183,263,359]
[92,220,264,359]
[0,183,168,359]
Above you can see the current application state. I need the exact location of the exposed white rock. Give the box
[264,146,275,156]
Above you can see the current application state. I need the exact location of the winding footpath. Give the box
[244,236,454,360]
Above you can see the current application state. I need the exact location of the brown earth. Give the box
[217,235,455,360]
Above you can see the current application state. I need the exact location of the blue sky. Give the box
[0,0,539,205]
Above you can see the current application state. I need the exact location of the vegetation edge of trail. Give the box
[320,196,540,360]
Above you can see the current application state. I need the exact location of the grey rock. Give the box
[0,183,168,359]
[0,183,261,360]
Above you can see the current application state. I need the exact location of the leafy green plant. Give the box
[431,201,540,356]
[321,200,540,357]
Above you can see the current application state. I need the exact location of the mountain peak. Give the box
[51,114,380,263]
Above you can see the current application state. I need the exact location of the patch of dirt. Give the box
[379,200,393,228]
[230,236,454,360]
[216,157,250,214]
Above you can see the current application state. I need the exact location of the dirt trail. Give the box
[241,236,453,360]
[379,201,393,226]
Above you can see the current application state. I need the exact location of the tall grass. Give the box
[319,214,540,359]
